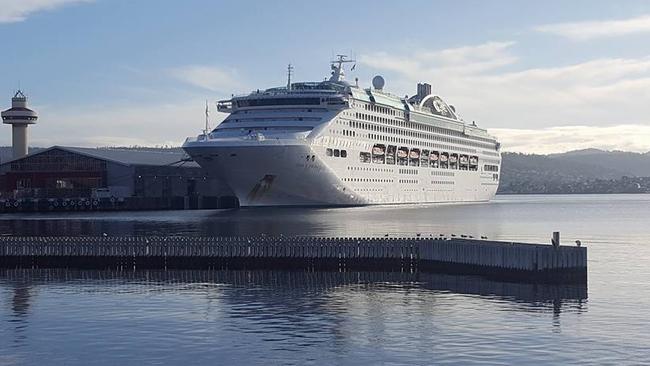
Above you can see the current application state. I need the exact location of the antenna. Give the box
[287,64,294,90]
[204,100,210,135]
[329,54,356,82]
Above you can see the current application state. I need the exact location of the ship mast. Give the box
[204,100,210,135]
[329,55,356,82]
[287,64,294,91]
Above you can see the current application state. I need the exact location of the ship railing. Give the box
[229,89,341,99]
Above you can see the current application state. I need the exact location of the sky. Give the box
[1,0,650,154]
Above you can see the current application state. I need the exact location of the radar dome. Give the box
[372,75,385,90]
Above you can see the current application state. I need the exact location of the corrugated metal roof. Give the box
[1,146,200,168]
[62,146,193,166]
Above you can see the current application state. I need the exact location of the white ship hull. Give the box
[186,144,357,206]
[184,138,499,207]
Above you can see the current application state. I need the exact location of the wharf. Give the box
[0,236,587,284]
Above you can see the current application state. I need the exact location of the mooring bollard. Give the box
[552,231,560,247]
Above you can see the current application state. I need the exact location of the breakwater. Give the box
[0,236,587,283]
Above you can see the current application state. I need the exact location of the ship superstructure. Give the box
[183,56,501,206]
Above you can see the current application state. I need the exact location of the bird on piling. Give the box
[575,240,582,247]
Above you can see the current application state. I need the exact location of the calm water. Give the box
[1,195,649,365]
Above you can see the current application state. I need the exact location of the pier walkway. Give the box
[0,236,587,283]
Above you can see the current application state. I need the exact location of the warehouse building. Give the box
[0,146,237,211]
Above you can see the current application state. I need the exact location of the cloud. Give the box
[534,14,650,41]
[359,41,650,152]
[0,0,92,23]
[169,65,246,93]
[493,125,650,154]
[361,41,517,78]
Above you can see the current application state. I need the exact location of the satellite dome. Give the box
[372,75,385,90]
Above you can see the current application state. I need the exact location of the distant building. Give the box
[1,91,38,160]
[0,146,236,211]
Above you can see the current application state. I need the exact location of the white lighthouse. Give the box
[2,90,38,159]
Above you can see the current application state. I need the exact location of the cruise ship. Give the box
[183,56,501,206]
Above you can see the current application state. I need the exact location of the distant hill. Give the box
[548,149,650,177]
[499,149,650,194]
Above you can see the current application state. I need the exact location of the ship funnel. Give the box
[417,83,432,99]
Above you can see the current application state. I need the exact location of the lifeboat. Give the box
[460,155,468,164]
[469,156,478,165]
[450,155,458,163]
[409,150,420,159]
[430,153,439,161]
[440,154,449,162]
[372,146,385,155]
[397,149,408,158]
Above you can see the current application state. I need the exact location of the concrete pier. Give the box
[0,236,587,283]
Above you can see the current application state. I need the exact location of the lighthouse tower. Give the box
[2,91,38,159]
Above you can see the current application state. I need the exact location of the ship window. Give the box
[334,149,340,157]
[326,148,333,157]
[236,97,320,107]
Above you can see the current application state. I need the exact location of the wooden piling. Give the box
[0,236,587,283]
